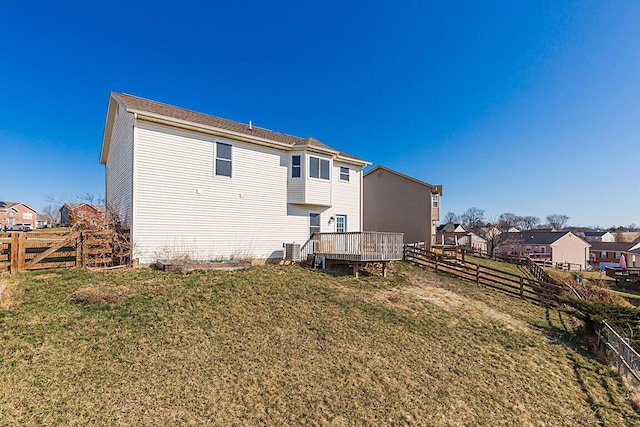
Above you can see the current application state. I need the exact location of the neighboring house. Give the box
[363,166,442,246]
[59,203,107,226]
[434,223,487,252]
[577,231,616,243]
[0,201,37,230]
[36,214,49,229]
[628,248,640,268]
[588,241,640,268]
[497,231,591,270]
[100,92,369,263]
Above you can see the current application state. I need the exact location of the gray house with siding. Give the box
[363,166,442,246]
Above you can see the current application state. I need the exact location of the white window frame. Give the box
[309,156,330,180]
[23,212,33,220]
[432,194,439,208]
[335,214,347,233]
[309,212,321,237]
[339,166,349,182]
[291,155,301,178]
[215,141,232,177]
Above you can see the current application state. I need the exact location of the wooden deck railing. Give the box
[310,231,404,262]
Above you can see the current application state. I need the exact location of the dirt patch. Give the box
[373,274,531,334]
[68,283,136,305]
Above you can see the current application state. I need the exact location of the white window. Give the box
[339,166,349,181]
[291,155,301,178]
[215,142,232,177]
[615,252,621,259]
[309,156,330,180]
[432,194,439,208]
[601,251,607,258]
[309,213,320,237]
[23,212,33,220]
[336,215,347,233]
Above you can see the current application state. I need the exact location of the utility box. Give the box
[284,243,301,262]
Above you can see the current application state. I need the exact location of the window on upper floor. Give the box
[215,142,232,177]
[292,155,301,178]
[23,212,33,220]
[309,156,329,180]
[339,166,349,181]
[432,194,439,208]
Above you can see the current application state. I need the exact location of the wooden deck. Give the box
[606,266,640,283]
[307,231,404,277]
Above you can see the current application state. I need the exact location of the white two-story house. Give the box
[100,92,369,264]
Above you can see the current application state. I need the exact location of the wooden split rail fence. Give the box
[404,245,564,305]
[0,230,129,274]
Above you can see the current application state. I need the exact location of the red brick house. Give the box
[589,241,640,267]
[0,201,37,230]
[59,203,106,227]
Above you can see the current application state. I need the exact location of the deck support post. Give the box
[353,262,361,278]
[382,262,388,277]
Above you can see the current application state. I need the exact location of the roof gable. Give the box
[363,165,442,195]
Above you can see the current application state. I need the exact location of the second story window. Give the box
[432,194,439,208]
[339,166,349,181]
[215,142,232,177]
[23,212,33,220]
[292,155,301,178]
[309,156,329,180]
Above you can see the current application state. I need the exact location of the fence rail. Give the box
[404,245,564,305]
[0,230,129,273]
[598,320,640,383]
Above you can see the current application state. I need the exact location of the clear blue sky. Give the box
[1,1,638,228]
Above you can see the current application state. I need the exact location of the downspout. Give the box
[130,112,137,264]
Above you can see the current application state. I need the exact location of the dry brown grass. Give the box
[0,264,638,426]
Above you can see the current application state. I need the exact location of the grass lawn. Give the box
[1,263,638,426]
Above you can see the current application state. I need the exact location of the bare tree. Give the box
[76,192,104,205]
[482,217,507,255]
[546,214,570,230]
[41,204,60,226]
[460,207,485,232]
[443,212,457,225]
[497,212,522,231]
[520,216,540,230]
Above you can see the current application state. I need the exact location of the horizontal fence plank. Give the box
[404,245,562,305]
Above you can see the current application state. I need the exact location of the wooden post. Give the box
[435,255,439,273]
[10,232,19,273]
[519,277,524,299]
[382,262,388,278]
[76,233,82,267]
[81,231,87,268]
[353,262,360,278]
[476,264,480,284]
[17,233,26,272]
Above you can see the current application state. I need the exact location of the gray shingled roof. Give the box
[112,93,365,162]
[589,242,640,252]
[502,231,571,245]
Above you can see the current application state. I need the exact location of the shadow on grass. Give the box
[541,306,631,426]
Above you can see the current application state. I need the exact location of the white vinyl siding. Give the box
[132,120,321,263]
[332,162,362,232]
[305,153,332,206]
[105,105,134,228]
[287,153,305,204]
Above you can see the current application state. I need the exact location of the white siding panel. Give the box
[331,162,362,232]
[132,121,313,263]
[105,105,134,227]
